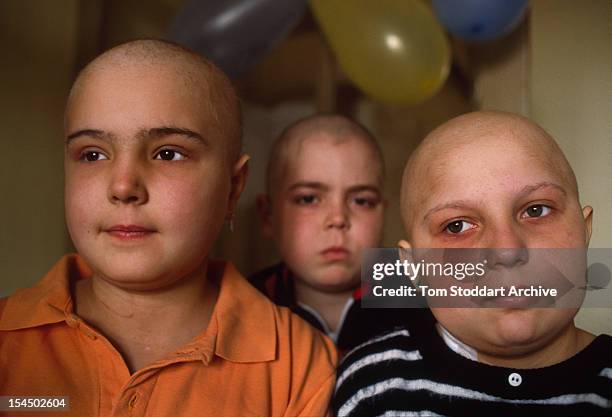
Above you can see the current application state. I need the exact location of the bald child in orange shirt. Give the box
[0,39,336,417]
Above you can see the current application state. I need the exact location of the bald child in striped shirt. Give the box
[333,111,612,416]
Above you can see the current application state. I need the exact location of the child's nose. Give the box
[325,201,350,230]
[107,161,148,205]
[483,223,529,268]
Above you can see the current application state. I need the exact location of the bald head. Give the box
[400,111,579,235]
[266,114,384,195]
[66,39,242,162]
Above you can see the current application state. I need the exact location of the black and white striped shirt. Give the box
[333,324,612,416]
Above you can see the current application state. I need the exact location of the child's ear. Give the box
[398,239,423,287]
[398,239,411,249]
[582,205,593,247]
[398,239,412,262]
[256,194,273,238]
[227,154,250,216]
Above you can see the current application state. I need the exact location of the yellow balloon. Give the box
[311,0,451,104]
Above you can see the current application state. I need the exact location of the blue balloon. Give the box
[432,0,528,42]
[168,0,308,78]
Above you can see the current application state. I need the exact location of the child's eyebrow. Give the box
[347,185,382,195]
[65,129,113,144]
[423,201,475,221]
[288,183,381,195]
[65,127,208,146]
[144,127,208,146]
[289,182,328,191]
[519,181,566,197]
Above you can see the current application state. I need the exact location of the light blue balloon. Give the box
[432,0,528,42]
[168,0,308,78]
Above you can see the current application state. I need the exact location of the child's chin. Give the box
[311,270,360,292]
[90,258,182,292]
[305,277,359,294]
[488,309,572,350]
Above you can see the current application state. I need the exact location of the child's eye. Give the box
[295,194,318,205]
[521,204,552,218]
[80,151,108,162]
[444,220,476,234]
[154,149,186,161]
[352,197,379,209]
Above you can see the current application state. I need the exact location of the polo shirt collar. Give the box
[0,254,90,330]
[208,261,277,363]
[0,255,277,364]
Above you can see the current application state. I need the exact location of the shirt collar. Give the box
[0,254,91,330]
[205,260,277,363]
[0,255,277,364]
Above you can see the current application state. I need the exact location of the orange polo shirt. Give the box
[0,255,337,417]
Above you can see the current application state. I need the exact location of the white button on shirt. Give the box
[508,372,522,387]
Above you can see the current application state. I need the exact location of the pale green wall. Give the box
[0,1,79,295]
[0,0,183,296]
[531,0,612,335]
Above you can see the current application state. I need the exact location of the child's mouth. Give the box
[321,247,350,261]
[105,225,156,240]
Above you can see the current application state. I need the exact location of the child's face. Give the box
[405,130,592,360]
[64,66,246,290]
[265,135,384,293]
